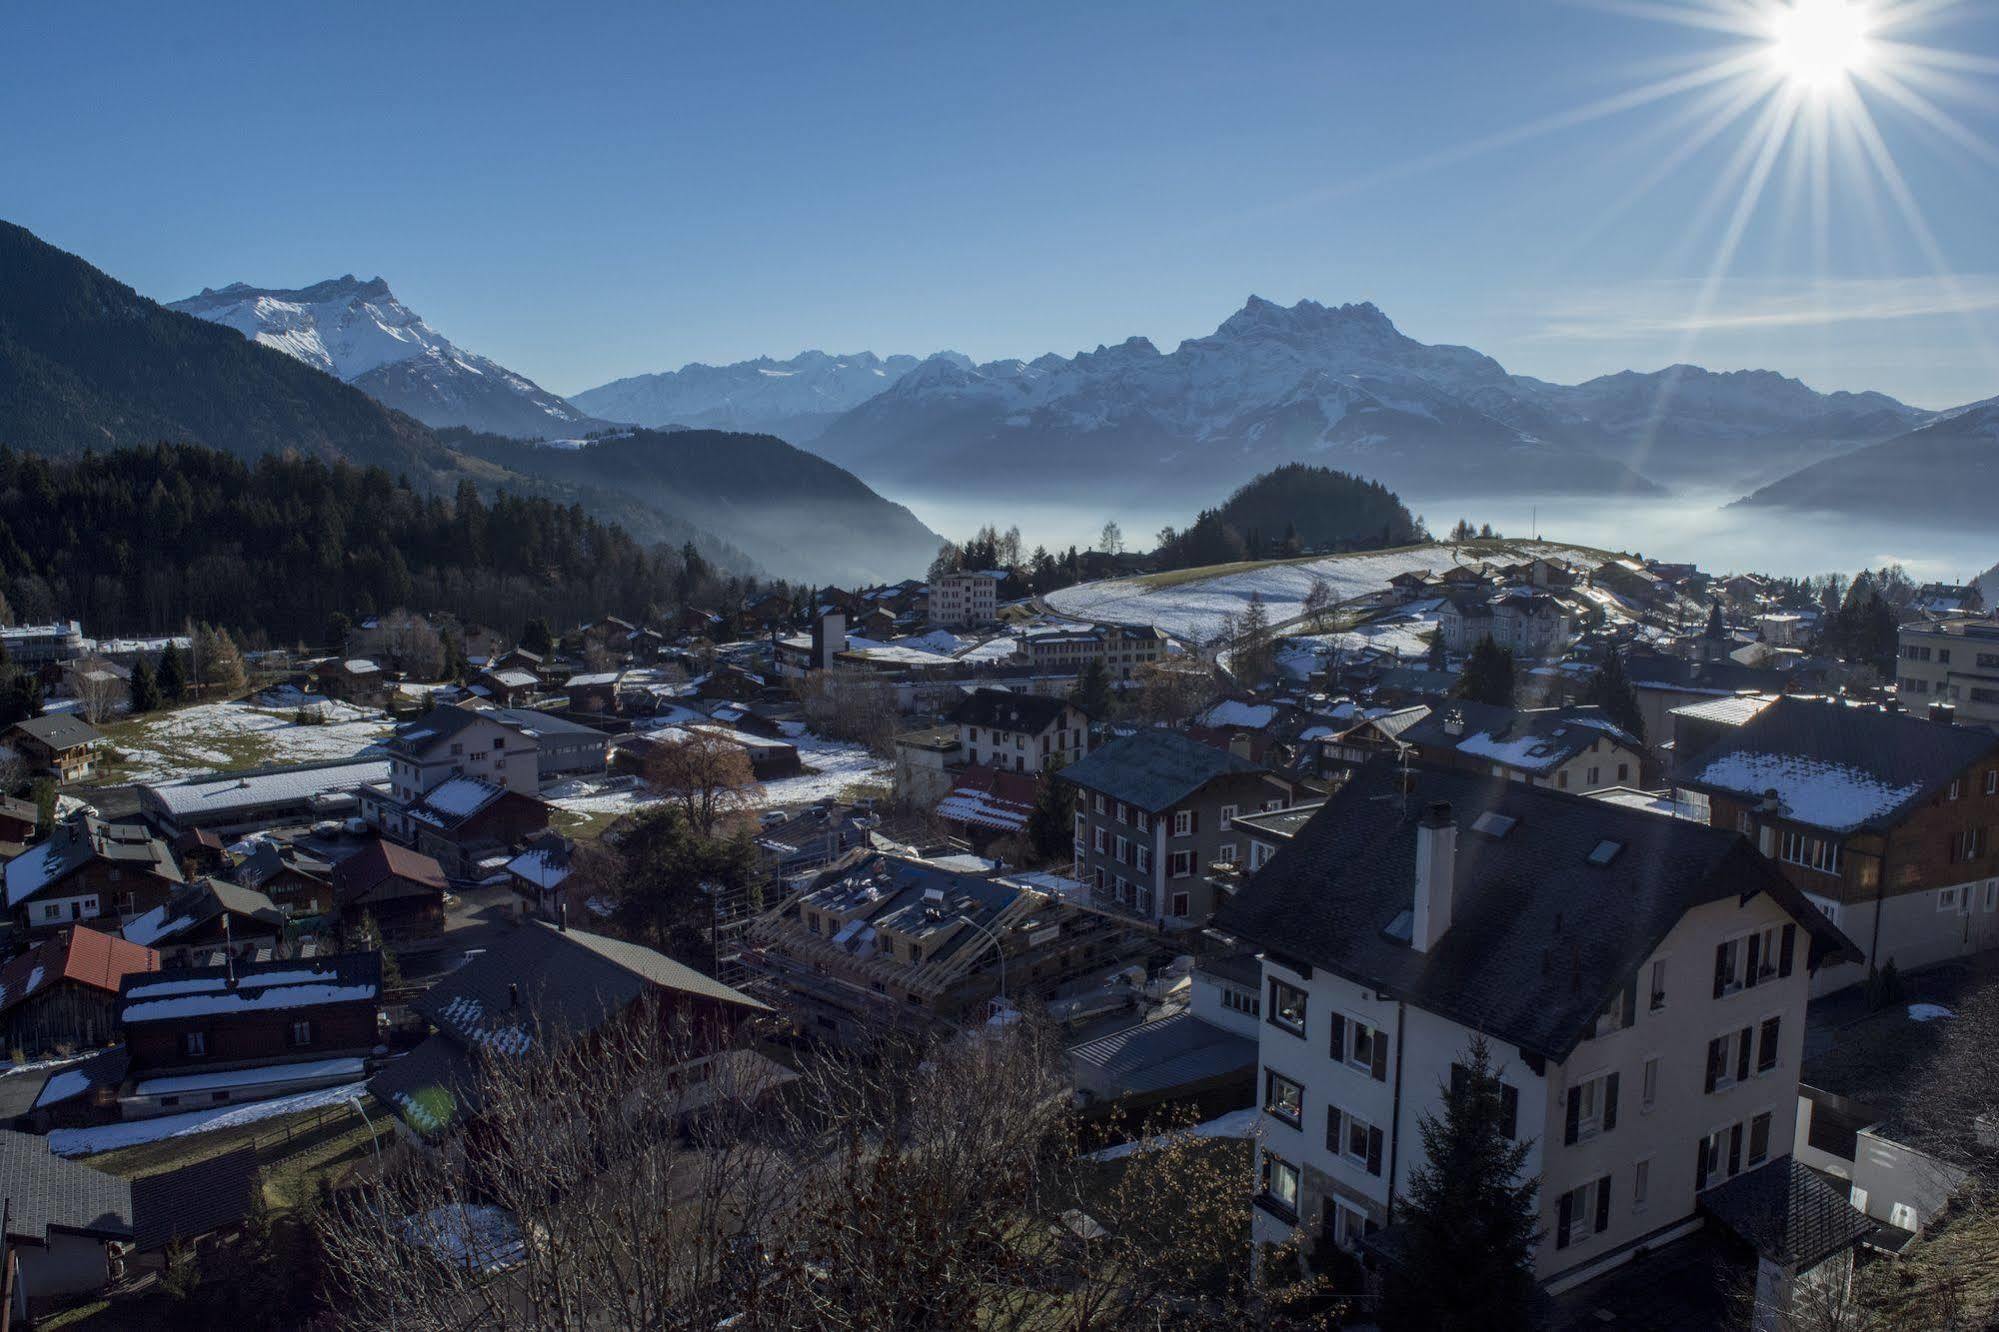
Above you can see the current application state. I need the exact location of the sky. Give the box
[7,0,1999,409]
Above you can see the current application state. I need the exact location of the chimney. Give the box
[508,982,521,1009]
[1930,702,1957,726]
[1442,708,1465,737]
[1228,733,1253,760]
[1411,801,1456,953]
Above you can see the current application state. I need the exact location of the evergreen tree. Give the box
[1704,601,1724,638]
[1581,651,1646,744]
[195,623,246,695]
[521,618,554,656]
[1233,593,1274,685]
[1381,1037,1540,1332]
[129,656,162,714]
[1425,630,1447,672]
[0,672,43,726]
[1023,766,1076,865]
[323,610,352,654]
[156,642,188,702]
[1454,638,1515,706]
[1071,658,1113,721]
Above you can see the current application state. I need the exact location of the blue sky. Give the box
[7,0,1999,408]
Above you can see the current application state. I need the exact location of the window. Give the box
[1268,979,1307,1034]
[1218,842,1238,865]
[1114,877,1131,905]
[1650,958,1668,1010]
[1114,801,1127,824]
[1264,1069,1304,1127]
[1092,827,1106,855]
[1135,846,1152,873]
[1565,1071,1618,1143]
[1748,1111,1773,1167]
[1219,804,1238,830]
[1094,794,1106,815]
[1696,1128,1729,1188]
[1259,1151,1301,1217]
[1170,891,1190,917]
[1780,830,1842,875]
[1114,835,1129,865]
[1714,925,1794,996]
[1333,1015,1389,1081]
[1950,780,1963,801]
[1950,827,1989,864]
[289,1019,314,1047]
[1168,850,1194,878]
[1327,1105,1385,1177]
[1330,1199,1372,1252]
[1987,770,1999,796]
[1250,842,1274,870]
[1134,810,1151,832]
[1633,1158,1651,1213]
[1641,1055,1660,1111]
[1939,885,1964,912]
[1757,1016,1781,1073]
[1706,1027,1755,1093]
[1221,986,1260,1017]
[1557,1177,1612,1249]
[1586,766,1601,787]
[1172,810,1193,837]
[183,1032,207,1057]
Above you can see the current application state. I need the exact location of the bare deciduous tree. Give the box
[645,728,761,836]
[73,660,125,725]
[791,668,899,756]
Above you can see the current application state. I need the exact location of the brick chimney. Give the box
[1412,801,1456,953]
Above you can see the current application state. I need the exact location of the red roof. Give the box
[0,925,158,1014]
[934,764,1040,833]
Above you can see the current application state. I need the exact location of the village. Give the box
[0,530,1994,1327]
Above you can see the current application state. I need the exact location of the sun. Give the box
[1768,0,1873,90]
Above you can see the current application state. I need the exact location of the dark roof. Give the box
[332,838,448,904]
[30,1046,129,1110]
[232,840,331,889]
[386,702,605,758]
[1676,695,1999,833]
[119,951,381,1025]
[1066,1012,1256,1097]
[948,687,1078,731]
[1700,1156,1871,1269]
[1197,952,1263,988]
[1215,760,1859,1061]
[1626,651,1799,695]
[0,1129,132,1243]
[1055,728,1271,813]
[130,1146,258,1252]
[1229,804,1323,842]
[7,713,105,751]
[1399,701,1637,773]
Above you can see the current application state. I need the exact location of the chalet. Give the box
[490,645,547,676]
[933,764,1040,846]
[4,815,184,933]
[229,840,335,918]
[472,666,540,707]
[1220,761,1859,1301]
[0,792,39,847]
[579,614,638,663]
[1188,697,1288,765]
[1396,701,1646,793]
[370,919,773,1135]
[405,775,552,879]
[3,714,106,783]
[563,670,626,714]
[1059,728,1295,930]
[313,657,391,707]
[0,925,157,1058]
[120,878,287,966]
[740,591,795,631]
[365,703,607,840]
[1,1131,134,1311]
[676,606,727,640]
[117,952,381,1118]
[331,838,447,943]
[1674,697,1999,994]
[172,828,228,878]
[504,838,574,921]
[1384,570,1433,602]
[857,605,898,638]
[949,687,1090,775]
[1318,705,1432,779]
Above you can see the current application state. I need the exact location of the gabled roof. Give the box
[1399,702,1637,774]
[406,776,508,830]
[1216,760,1857,1061]
[1676,696,1999,834]
[949,687,1078,732]
[332,838,447,903]
[0,925,158,1014]
[121,878,284,948]
[1699,1156,1870,1269]
[1055,728,1271,813]
[0,1129,132,1243]
[119,952,381,1025]
[935,765,1038,834]
[6,815,183,908]
[232,840,331,889]
[7,713,105,751]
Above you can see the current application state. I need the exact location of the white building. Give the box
[928,570,1005,627]
[1896,617,1999,729]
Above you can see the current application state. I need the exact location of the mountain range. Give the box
[572,350,940,441]
[169,277,607,439]
[0,222,943,585]
[1733,394,1999,527]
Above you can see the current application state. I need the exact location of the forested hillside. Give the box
[1153,463,1422,570]
[0,445,739,643]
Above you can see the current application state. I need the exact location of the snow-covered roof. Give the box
[143,758,390,819]
[505,847,571,891]
[121,957,379,1024]
[1691,752,1924,834]
[1198,699,1279,730]
[132,1055,365,1098]
[484,669,540,689]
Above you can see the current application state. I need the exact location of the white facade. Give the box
[929,571,1002,627]
[1896,618,1999,728]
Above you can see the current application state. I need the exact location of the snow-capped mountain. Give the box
[803,296,1930,503]
[170,277,601,439]
[571,350,947,441]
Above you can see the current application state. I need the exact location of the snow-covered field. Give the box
[1044,540,1598,640]
[50,1080,366,1156]
[547,731,891,830]
[105,697,394,783]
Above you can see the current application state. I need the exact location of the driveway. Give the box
[397,882,525,982]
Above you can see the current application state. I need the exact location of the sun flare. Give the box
[1768,0,1873,90]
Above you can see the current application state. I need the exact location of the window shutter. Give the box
[1736,1027,1753,1083]
[1623,974,1639,1029]
[1565,1086,1581,1145]
[1713,943,1729,999]
[1371,1035,1389,1083]
[1328,1013,1346,1063]
[1187,809,1198,836]
[1501,1084,1519,1140]
[1728,1123,1743,1177]
[1745,933,1761,989]
[1704,1038,1722,1094]
[1696,1138,1710,1190]
[1778,924,1796,978]
[1366,1125,1384,1177]
[1759,1017,1780,1072]
[1327,1106,1342,1153]
[1557,1191,1574,1249]
[1595,1176,1612,1233]
[1603,1072,1620,1133]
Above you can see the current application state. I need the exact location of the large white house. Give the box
[1216,760,1860,1304]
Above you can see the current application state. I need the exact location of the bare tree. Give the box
[1098,520,1124,556]
[1132,659,1217,727]
[644,728,762,836]
[73,660,125,725]
[791,668,899,756]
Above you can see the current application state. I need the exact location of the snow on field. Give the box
[1272,611,1441,680]
[547,732,891,828]
[1044,540,1594,640]
[51,1080,366,1156]
[109,698,394,783]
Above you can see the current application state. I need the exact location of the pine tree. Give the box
[521,618,554,656]
[1023,767,1076,864]
[129,657,162,714]
[1454,638,1515,706]
[1071,658,1113,721]
[1381,1037,1540,1332]
[1581,650,1646,744]
[157,642,188,702]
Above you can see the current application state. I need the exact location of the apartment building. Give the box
[1896,617,1999,729]
[928,570,1006,627]
[363,702,604,843]
[1058,728,1293,929]
[1674,697,1999,994]
[1019,623,1168,681]
[947,687,1090,775]
[1217,761,1856,1293]
[1395,701,1646,793]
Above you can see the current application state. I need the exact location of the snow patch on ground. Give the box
[400,1203,527,1274]
[548,731,890,826]
[1083,1106,1262,1162]
[50,1080,366,1156]
[1908,1003,1956,1023]
[110,699,393,783]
